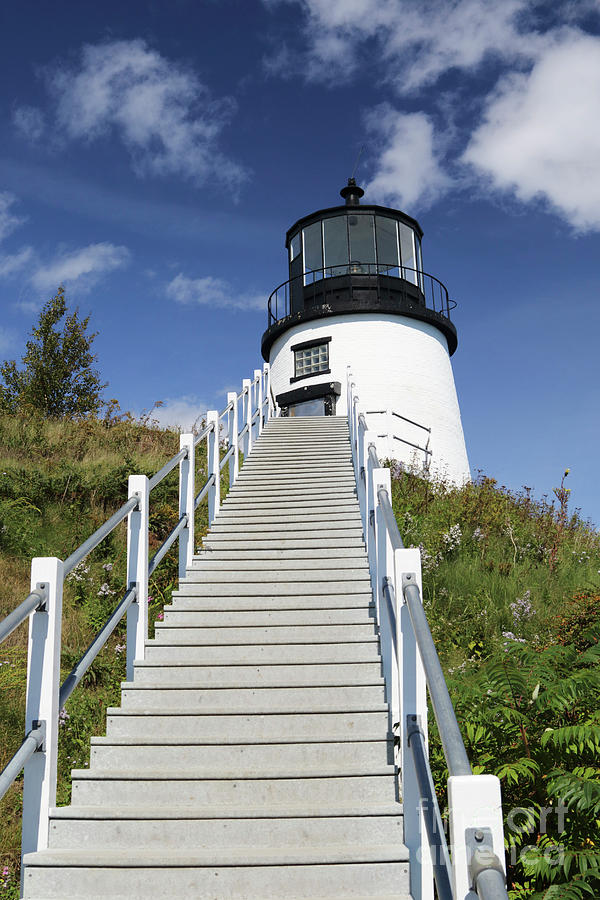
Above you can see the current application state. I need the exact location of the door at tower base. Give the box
[269,313,471,485]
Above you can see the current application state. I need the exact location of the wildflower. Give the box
[115,643,126,654]
[58,708,70,726]
[157,612,164,620]
[472,526,485,542]
[441,524,462,552]
[98,583,115,597]
[102,562,113,572]
[510,590,533,624]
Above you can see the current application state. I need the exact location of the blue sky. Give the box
[0,1,599,525]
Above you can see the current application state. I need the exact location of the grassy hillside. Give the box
[1,416,598,898]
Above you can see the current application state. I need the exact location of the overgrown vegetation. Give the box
[390,464,600,898]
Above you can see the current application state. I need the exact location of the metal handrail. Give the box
[219,445,235,470]
[0,587,47,645]
[195,474,214,510]
[148,515,188,578]
[267,263,456,326]
[238,423,249,439]
[366,409,431,433]
[0,722,45,803]
[148,447,187,492]
[59,586,138,708]
[219,402,234,420]
[402,577,471,777]
[63,496,139,576]
[392,434,432,456]
[194,422,214,447]
[406,714,454,900]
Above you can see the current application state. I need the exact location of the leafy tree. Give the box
[0,287,107,418]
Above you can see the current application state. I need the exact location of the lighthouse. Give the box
[261,179,470,484]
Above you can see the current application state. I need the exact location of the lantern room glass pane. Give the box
[323,216,349,276]
[375,216,399,273]
[303,221,323,283]
[289,232,301,262]
[348,214,375,272]
[399,222,417,284]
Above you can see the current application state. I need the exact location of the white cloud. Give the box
[13,105,45,141]
[0,192,33,280]
[31,242,130,292]
[0,192,25,242]
[364,107,451,209]
[263,0,546,91]
[0,246,33,277]
[29,39,246,189]
[463,31,600,231]
[166,273,266,311]
[143,396,212,432]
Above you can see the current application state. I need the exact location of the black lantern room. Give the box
[261,179,457,360]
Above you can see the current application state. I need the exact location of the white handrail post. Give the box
[263,363,272,423]
[395,549,433,900]
[254,369,263,435]
[126,475,149,682]
[242,378,252,458]
[372,469,399,730]
[178,434,195,579]
[207,411,220,524]
[227,392,239,487]
[21,557,63,864]
[448,775,505,899]
[364,429,378,590]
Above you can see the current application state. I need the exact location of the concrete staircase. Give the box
[23,416,411,899]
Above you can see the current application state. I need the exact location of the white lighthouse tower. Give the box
[262,179,470,484]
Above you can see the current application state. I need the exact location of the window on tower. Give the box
[291,337,331,381]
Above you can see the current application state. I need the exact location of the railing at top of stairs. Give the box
[347,367,509,900]
[0,364,278,875]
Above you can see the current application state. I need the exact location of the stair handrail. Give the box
[0,362,277,871]
[347,367,508,900]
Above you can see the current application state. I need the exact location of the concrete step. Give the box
[167,583,372,598]
[187,555,366,570]
[24,852,409,899]
[207,522,362,535]
[88,738,392,771]
[192,547,368,560]
[119,685,386,711]
[105,708,390,741]
[212,511,361,524]
[168,594,373,610]
[235,473,356,484]
[70,768,398,806]
[204,531,363,545]
[152,622,377,642]
[132,660,382,685]
[48,805,404,850]
[143,640,381,664]
[201,538,366,550]
[219,497,359,510]
[162,608,374,627]
[180,569,370,584]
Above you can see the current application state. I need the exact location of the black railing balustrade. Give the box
[267,264,455,327]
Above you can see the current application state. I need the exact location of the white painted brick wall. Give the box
[269,313,470,484]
